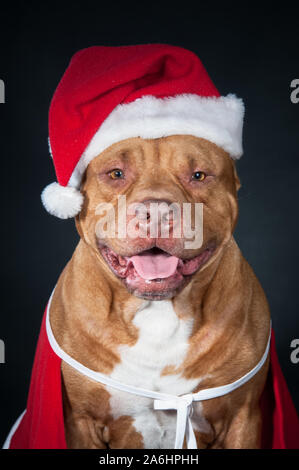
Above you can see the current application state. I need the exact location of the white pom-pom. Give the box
[41,182,84,219]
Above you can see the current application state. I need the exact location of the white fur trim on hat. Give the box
[41,182,84,219]
[68,93,245,189]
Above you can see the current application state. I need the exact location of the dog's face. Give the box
[76,135,240,299]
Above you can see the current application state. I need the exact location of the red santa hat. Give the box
[41,44,245,219]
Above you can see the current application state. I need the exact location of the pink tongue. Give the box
[129,253,179,280]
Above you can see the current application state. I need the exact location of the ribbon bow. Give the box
[154,393,197,449]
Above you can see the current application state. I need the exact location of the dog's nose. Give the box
[134,198,180,236]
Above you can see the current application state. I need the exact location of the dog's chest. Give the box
[107,300,210,448]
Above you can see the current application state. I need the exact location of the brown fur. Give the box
[50,135,270,448]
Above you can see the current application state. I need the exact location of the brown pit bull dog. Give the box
[8,44,291,450]
[50,134,270,449]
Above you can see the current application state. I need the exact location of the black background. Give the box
[0,1,298,446]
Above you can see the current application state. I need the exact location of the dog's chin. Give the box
[98,243,215,300]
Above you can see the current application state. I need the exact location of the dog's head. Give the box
[76,135,240,300]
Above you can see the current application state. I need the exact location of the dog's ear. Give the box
[233,162,241,192]
[75,210,93,246]
[75,173,88,239]
[75,214,84,239]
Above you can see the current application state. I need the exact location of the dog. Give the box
[48,134,270,448]
[10,44,299,451]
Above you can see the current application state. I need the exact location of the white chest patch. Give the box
[108,300,211,448]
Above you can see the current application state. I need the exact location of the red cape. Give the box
[6,309,299,449]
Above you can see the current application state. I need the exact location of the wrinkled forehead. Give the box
[88,135,233,174]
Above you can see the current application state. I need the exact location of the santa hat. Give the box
[41,44,245,219]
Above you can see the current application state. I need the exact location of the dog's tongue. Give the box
[129,253,179,280]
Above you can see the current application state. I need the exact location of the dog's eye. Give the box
[108,169,124,179]
[192,171,206,181]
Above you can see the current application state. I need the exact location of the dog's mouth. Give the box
[98,244,215,299]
